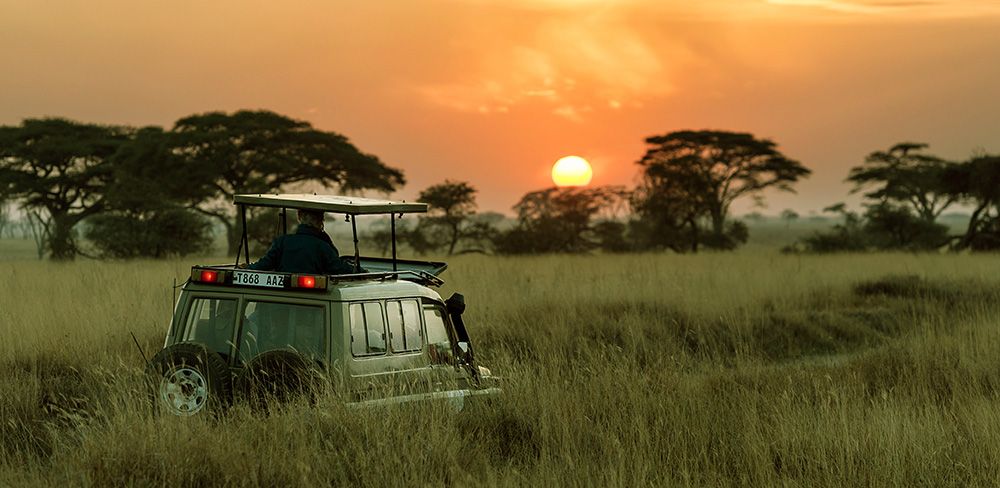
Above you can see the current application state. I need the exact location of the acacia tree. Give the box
[85,127,215,258]
[0,118,126,259]
[847,142,957,223]
[635,130,810,251]
[494,186,626,254]
[416,180,478,255]
[168,110,405,254]
[630,157,710,252]
[943,155,1000,250]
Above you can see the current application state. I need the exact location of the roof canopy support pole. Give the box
[391,213,398,271]
[234,204,247,267]
[241,204,250,266]
[350,214,361,273]
[281,207,288,235]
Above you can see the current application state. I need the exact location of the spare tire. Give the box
[145,342,232,416]
[235,349,324,410]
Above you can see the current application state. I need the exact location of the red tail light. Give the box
[290,274,326,290]
[200,270,218,282]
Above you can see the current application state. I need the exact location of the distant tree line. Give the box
[786,143,1000,253]
[0,112,403,259]
[401,130,812,255]
[3,119,813,259]
[6,112,993,259]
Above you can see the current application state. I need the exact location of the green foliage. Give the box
[591,220,630,253]
[790,205,869,253]
[862,203,949,251]
[409,180,480,255]
[791,202,949,253]
[494,186,626,254]
[633,130,810,252]
[943,155,1000,250]
[83,127,218,258]
[168,110,405,254]
[848,143,957,222]
[84,208,212,259]
[0,118,127,259]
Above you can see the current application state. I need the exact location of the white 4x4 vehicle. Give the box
[145,194,498,416]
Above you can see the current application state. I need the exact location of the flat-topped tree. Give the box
[0,118,127,260]
[635,130,810,251]
[848,142,958,223]
[943,155,1000,250]
[417,180,478,255]
[169,110,405,254]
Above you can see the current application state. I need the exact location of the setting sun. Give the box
[551,155,593,187]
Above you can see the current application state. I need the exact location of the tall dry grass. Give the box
[2,253,1000,486]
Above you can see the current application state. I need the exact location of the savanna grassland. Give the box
[2,252,1000,486]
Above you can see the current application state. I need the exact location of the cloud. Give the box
[765,0,1000,16]
[416,8,690,122]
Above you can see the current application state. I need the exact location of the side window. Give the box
[386,299,422,353]
[184,298,238,357]
[238,301,325,363]
[423,304,453,364]
[350,302,387,356]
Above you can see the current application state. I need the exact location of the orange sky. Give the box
[2,0,998,214]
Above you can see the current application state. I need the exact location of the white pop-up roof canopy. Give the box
[230,193,429,275]
[233,194,427,215]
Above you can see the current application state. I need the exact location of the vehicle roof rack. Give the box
[193,265,445,288]
[231,193,431,275]
[233,194,427,215]
[329,270,445,288]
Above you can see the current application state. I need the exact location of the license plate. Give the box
[233,270,287,288]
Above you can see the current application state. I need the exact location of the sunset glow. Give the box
[552,156,593,187]
[0,1,997,213]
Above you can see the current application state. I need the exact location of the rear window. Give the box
[184,298,238,357]
[238,301,325,363]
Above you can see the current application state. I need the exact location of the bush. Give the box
[85,208,212,258]
[863,204,949,251]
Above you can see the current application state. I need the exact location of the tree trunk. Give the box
[710,207,725,238]
[48,213,78,261]
[956,203,988,250]
[687,216,699,253]
[447,223,460,256]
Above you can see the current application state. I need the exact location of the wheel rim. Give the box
[159,365,209,416]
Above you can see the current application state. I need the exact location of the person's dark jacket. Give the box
[248,224,357,275]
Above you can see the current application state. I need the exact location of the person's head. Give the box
[297,209,325,229]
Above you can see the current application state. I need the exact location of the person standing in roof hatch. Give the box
[248,209,359,275]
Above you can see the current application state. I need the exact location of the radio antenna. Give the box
[130,330,150,367]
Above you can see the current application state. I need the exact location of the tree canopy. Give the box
[84,127,215,258]
[495,186,626,254]
[0,118,127,259]
[633,130,810,251]
[169,110,405,253]
[943,155,1000,250]
[847,143,957,223]
[417,180,479,255]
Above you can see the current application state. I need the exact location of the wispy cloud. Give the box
[417,9,690,122]
[417,0,998,121]
[765,0,1000,16]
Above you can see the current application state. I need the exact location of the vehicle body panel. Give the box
[164,273,493,406]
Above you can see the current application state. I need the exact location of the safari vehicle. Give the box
[146,194,498,416]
